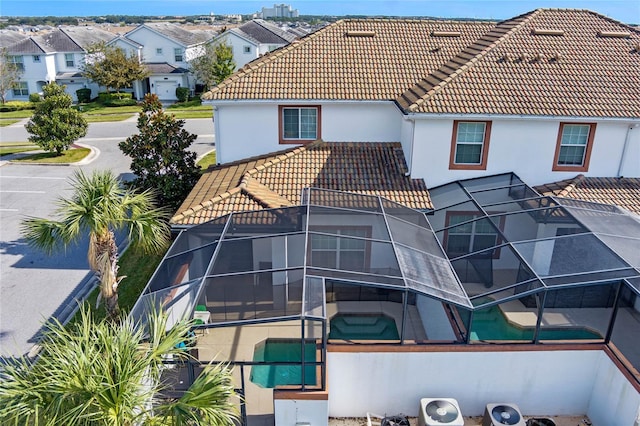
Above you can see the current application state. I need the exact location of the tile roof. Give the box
[172,142,432,225]
[534,175,640,215]
[202,18,495,101]
[138,23,212,46]
[203,9,640,119]
[401,9,640,118]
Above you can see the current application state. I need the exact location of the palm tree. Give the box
[21,170,171,319]
[0,308,240,425]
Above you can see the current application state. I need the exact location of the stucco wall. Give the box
[327,349,639,424]
[214,102,401,164]
[411,118,638,187]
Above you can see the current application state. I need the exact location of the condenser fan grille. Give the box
[491,405,521,425]
[426,400,459,423]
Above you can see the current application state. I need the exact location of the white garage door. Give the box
[155,80,179,101]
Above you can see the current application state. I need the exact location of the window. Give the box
[449,120,492,170]
[33,55,41,63]
[444,212,504,258]
[279,106,321,144]
[553,123,596,172]
[174,48,183,62]
[268,45,278,52]
[156,48,163,55]
[12,82,29,97]
[310,228,370,271]
[243,45,251,54]
[64,53,75,67]
[9,55,24,71]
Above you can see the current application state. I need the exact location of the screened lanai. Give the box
[131,173,640,369]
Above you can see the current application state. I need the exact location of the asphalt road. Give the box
[0,117,215,359]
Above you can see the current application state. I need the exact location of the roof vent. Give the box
[598,30,630,38]
[549,52,562,62]
[431,31,461,37]
[534,52,545,62]
[633,42,640,52]
[501,53,514,62]
[345,30,375,37]
[519,52,531,62]
[532,28,565,36]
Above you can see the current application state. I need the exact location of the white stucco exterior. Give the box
[410,116,640,187]
[216,32,261,70]
[5,52,51,101]
[326,349,640,425]
[213,102,403,164]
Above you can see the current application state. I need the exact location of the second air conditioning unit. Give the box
[482,403,526,426]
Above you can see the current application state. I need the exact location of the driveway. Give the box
[0,118,214,359]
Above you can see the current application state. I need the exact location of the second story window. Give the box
[156,48,163,55]
[552,123,596,172]
[65,53,75,67]
[243,45,251,54]
[279,106,321,144]
[174,48,183,62]
[33,55,41,63]
[449,120,492,170]
[9,55,24,71]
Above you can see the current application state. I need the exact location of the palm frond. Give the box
[20,217,71,253]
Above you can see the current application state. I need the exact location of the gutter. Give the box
[404,112,640,124]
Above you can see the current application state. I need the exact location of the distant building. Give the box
[259,3,299,19]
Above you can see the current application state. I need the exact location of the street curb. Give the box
[0,143,99,167]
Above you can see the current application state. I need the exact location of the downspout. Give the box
[405,117,416,177]
[212,105,221,165]
[617,124,638,177]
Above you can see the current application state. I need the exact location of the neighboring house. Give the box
[202,9,640,187]
[119,22,214,101]
[1,26,115,102]
[213,19,299,70]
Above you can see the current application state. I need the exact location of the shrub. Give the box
[76,88,91,103]
[175,87,189,103]
[29,93,42,103]
[0,101,35,112]
[97,92,133,105]
[104,98,137,107]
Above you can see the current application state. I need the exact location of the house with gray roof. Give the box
[117,22,214,101]
[212,19,300,70]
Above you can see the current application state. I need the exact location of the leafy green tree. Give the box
[0,48,23,104]
[189,42,236,90]
[82,43,150,93]
[25,82,88,154]
[0,307,240,425]
[21,170,170,319]
[119,94,201,211]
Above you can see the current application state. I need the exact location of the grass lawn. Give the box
[72,244,167,323]
[0,119,21,127]
[170,110,212,119]
[0,142,40,156]
[11,147,91,163]
[0,109,34,119]
[85,113,136,123]
[197,150,217,170]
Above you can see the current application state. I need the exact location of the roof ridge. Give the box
[401,9,540,112]
[240,176,294,208]
[57,27,84,51]
[558,174,586,197]
[171,186,243,222]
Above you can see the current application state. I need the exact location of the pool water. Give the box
[250,339,317,388]
[329,314,400,340]
[470,305,602,341]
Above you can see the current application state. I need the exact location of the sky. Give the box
[0,0,638,24]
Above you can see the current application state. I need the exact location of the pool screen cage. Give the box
[130,172,640,389]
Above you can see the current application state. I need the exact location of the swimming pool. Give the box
[470,305,602,341]
[329,313,400,340]
[250,339,317,388]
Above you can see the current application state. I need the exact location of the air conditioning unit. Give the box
[482,403,526,426]
[418,398,464,426]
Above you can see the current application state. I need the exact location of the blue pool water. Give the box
[329,314,400,340]
[250,339,317,388]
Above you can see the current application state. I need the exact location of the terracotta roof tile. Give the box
[203,9,640,119]
[172,142,432,225]
[535,175,640,215]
